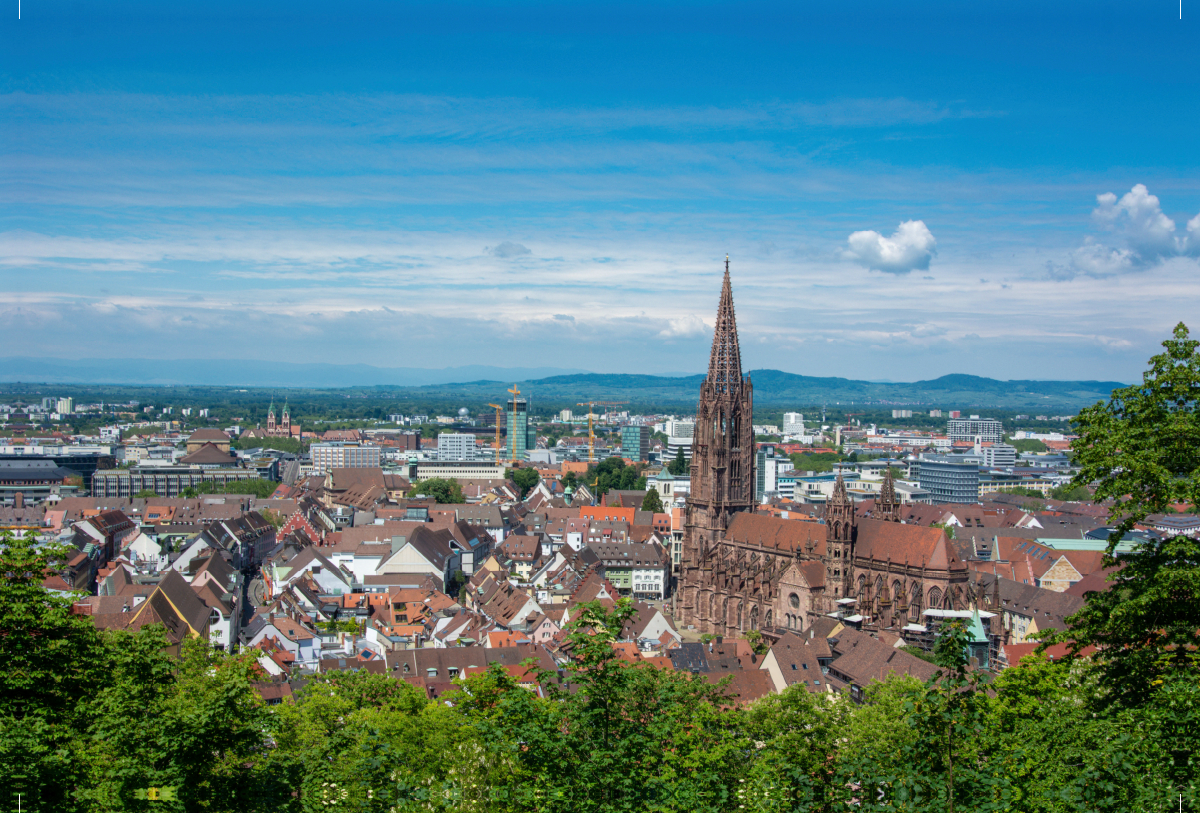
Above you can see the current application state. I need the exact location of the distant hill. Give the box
[0,357,1126,409]
[409,370,1127,410]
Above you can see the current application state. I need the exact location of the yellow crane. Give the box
[575,401,630,462]
[487,403,505,464]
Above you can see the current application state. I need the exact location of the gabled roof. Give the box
[188,428,231,442]
[724,513,827,556]
[854,518,964,571]
[180,443,238,466]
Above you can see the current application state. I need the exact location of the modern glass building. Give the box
[505,395,537,461]
[918,455,980,504]
[619,425,650,461]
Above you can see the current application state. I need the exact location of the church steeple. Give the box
[707,256,744,396]
[678,258,757,634]
[825,471,855,600]
[876,465,901,522]
[267,397,276,432]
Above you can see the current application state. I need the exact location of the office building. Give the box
[505,394,537,461]
[56,397,75,415]
[979,442,1017,469]
[92,466,259,498]
[437,433,476,462]
[948,417,1003,444]
[755,445,795,500]
[309,442,382,473]
[619,425,650,461]
[782,412,804,435]
[892,409,913,419]
[918,455,980,504]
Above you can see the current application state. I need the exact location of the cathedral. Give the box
[676,262,972,637]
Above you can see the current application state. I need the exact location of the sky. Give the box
[3,0,1199,383]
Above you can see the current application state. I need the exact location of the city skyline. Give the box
[4,0,1199,382]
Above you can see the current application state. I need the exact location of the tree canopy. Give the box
[667,448,688,476]
[586,457,646,497]
[506,466,540,499]
[1042,322,1200,706]
[640,488,664,513]
[409,477,465,504]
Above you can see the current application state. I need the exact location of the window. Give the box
[789,593,800,609]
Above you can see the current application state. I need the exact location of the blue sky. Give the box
[3,0,1199,382]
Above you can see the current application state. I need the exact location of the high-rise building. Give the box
[505,392,537,461]
[678,260,756,628]
[437,433,476,462]
[56,397,75,415]
[755,445,795,500]
[782,412,804,435]
[619,425,651,461]
[948,418,1003,444]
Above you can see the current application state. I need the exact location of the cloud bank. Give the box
[845,220,937,274]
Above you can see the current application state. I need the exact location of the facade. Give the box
[91,466,259,498]
[619,425,651,461]
[437,433,476,462]
[756,445,795,501]
[979,442,1017,468]
[919,455,981,504]
[948,418,1003,444]
[782,412,804,435]
[310,442,382,473]
[505,394,537,461]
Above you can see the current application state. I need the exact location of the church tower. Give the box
[825,472,855,602]
[267,399,276,433]
[875,465,902,522]
[282,398,291,434]
[678,259,756,629]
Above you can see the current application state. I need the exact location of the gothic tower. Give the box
[825,472,855,603]
[282,398,291,433]
[875,465,901,522]
[678,259,756,630]
[267,398,276,433]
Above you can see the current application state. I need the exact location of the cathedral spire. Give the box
[706,256,744,396]
[876,465,901,522]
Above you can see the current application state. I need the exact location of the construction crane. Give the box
[487,403,505,464]
[575,401,629,463]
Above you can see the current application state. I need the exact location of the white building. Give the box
[437,432,476,462]
[782,412,805,435]
[309,442,382,473]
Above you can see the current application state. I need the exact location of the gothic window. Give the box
[789,592,800,609]
[750,604,759,631]
[764,608,772,628]
[737,602,744,630]
[928,587,942,610]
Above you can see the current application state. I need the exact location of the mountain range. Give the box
[0,358,1126,409]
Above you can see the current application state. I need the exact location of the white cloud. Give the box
[845,220,937,274]
[1055,184,1200,279]
[658,314,709,339]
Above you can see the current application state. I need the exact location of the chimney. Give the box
[14,492,23,509]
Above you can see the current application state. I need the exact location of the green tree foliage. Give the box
[587,457,646,497]
[667,447,688,476]
[507,466,540,499]
[1042,322,1200,706]
[233,436,306,454]
[1007,437,1049,453]
[409,477,465,504]
[640,488,664,513]
[132,489,159,498]
[1050,483,1091,502]
[195,478,279,498]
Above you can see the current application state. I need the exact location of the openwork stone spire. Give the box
[876,465,901,522]
[707,257,744,396]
